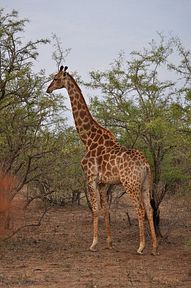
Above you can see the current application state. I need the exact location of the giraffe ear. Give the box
[59,65,64,71]
[64,66,68,72]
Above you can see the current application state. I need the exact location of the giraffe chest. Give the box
[97,153,121,184]
[81,148,121,184]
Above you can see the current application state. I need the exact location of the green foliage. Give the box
[0,8,190,208]
[86,34,191,196]
[0,9,70,203]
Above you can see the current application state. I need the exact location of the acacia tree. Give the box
[85,35,191,225]
[0,9,64,189]
[0,9,71,235]
[167,39,191,194]
[87,38,175,183]
[41,127,86,206]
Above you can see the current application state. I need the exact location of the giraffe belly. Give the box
[99,169,120,184]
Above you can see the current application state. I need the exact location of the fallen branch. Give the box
[1,205,51,242]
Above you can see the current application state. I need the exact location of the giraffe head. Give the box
[46,65,68,93]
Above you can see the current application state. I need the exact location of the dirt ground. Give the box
[0,196,190,288]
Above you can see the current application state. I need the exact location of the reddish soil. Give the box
[0,196,190,288]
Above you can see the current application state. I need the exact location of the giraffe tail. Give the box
[141,165,158,227]
[141,165,152,202]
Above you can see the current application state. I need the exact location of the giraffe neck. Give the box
[65,74,116,148]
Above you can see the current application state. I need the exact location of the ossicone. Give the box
[59,65,68,72]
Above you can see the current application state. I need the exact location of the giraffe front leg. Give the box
[89,207,99,251]
[99,184,112,249]
[87,182,99,252]
[104,211,112,249]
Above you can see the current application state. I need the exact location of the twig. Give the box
[126,211,132,226]
[1,206,51,242]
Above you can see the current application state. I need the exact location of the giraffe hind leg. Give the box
[143,193,158,255]
[142,176,158,255]
[121,181,146,254]
[136,201,146,254]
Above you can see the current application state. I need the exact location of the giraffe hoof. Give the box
[151,248,159,256]
[107,241,113,250]
[137,248,144,255]
[89,247,97,252]
[106,245,113,250]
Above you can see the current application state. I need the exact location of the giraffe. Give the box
[47,66,158,255]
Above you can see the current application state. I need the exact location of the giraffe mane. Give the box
[67,72,116,141]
